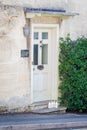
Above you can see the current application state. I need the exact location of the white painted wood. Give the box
[30,24,34,103]
[31,24,59,103]
[33,29,50,102]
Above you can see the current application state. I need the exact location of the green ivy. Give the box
[59,35,87,112]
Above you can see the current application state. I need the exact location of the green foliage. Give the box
[59,35,87,112]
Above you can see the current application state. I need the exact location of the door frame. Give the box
[30,24,59,103]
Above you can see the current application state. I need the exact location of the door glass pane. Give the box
[33,45,38,65]
[42,32,48,39]
[42,44,48,64]
[34,32,38,39]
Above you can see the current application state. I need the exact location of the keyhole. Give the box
[40,40,43,47]
[40,40,43,43]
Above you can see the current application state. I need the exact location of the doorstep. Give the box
[31,106,66,114]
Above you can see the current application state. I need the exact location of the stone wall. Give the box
[60,0,87,39]
[0,5,30,111]
[1,0,87,39]
[0,0,68,10]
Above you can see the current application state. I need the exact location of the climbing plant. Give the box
[59,35,87,112]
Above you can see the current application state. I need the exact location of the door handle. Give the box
[40,40,43,43]
[37,65,44,70]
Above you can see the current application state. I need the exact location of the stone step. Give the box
[31,106,66,114]
[29,100,49,110]
[29,100,66,114]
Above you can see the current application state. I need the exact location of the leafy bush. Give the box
[59,35,87,112]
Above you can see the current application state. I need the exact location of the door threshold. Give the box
[30,100,50,110]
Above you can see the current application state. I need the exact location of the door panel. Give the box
[33,29,50,102]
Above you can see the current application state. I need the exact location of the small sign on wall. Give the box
[21,50,29,57]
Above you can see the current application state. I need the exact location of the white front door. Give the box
[33,29,50,102]
[32,26,58,103]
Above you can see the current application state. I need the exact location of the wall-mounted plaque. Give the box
[21,50,29,57]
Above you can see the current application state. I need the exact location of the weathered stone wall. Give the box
[0,0,68,10]
[1,0,87,40]
[60,0,87,39]
[0,5,30,111]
